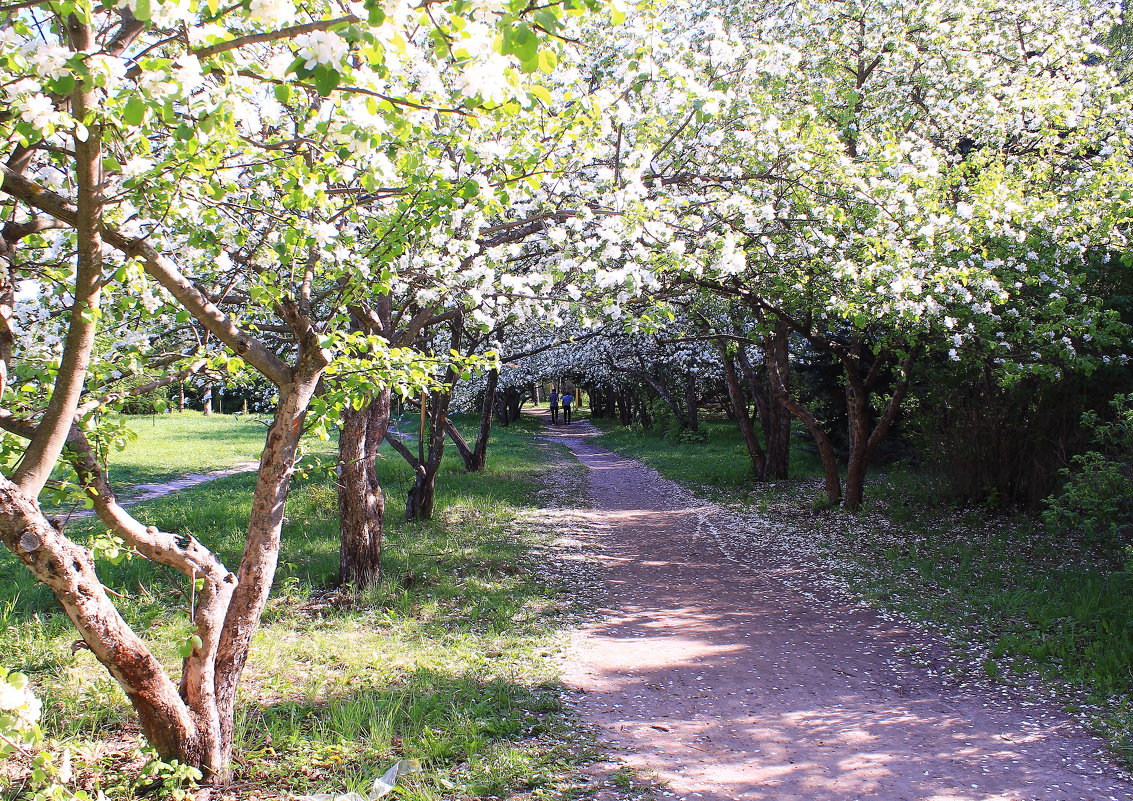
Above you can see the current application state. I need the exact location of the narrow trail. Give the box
[539,416,1133,801]
[67,461,260,519]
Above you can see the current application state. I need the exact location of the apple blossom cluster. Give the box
[517,0,1133,379]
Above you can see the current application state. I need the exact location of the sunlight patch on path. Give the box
[543,417,1133,801]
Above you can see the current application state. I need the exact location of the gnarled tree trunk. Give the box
[741,326,791,480]
[840,347,917,510]
[212,367,323,776]
[764,329,843,505]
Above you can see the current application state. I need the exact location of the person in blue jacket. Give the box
[561,391,574,424]
[548,387,559,423]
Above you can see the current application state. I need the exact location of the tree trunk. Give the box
[840,348,917,510]
[764,331,842,505]
[720,349,766,477]
[448,369,497,472]
[685,375,699,433]
[760,326,792,480]
[0,477,214,766]
[212,368,323,777]
[617,390,631,426]
[842,368,871,510]
[738,334,791,480]
[495,387,522,426]
[338,389,391,587]
[406,468,437,520]
[12,45,102,499]
[405,383,453,521]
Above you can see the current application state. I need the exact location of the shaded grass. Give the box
[594,417,1133,768]
[2,414,615,800]
[590,418,822,493]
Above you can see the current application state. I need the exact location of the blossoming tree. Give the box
[0,0,609,780]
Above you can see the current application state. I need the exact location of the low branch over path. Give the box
[538,413,1133,801]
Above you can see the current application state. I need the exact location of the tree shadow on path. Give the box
[538,416,1133,801]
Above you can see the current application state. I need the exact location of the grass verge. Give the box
[2,415,639,800]
[592,417,1133,770]
[589,418,821,492]
[45,412,294,506]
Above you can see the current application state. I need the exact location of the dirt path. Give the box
[541,418,1133,801]
[67,461,260,519]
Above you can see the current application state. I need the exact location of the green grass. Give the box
[590,417,821,493]
[593,416,1133,768]
[2,414,619,800]
[52,411,282,495]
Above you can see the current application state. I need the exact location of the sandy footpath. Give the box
[542,418,1133,801]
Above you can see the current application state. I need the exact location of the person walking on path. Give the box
[561,391,574,424]
[549,387,560,424]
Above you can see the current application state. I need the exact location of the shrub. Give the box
[1044,394,1133,545]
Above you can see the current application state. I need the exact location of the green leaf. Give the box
[274,83,292,104]
[287,56,308,76]
[51,74,76,95]
[123,97,147,127]
[133,0,151,21]
[528,84,552,105]
[313,65,340,97]
[177,634,204,659]
[537,49,558,74]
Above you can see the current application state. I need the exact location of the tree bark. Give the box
[764,331,842,505]
[447,369,497,472]
[13,26,102,498]
[720,348,766,477]
[406,469,437,520]
[684,374,699,433]
[212,366,324,776]
[0,476,213,766]
[755,325,792,480]
[495,387,522,426]
[338,388,391,587]
[840,348,917,509]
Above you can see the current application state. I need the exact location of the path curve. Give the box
[542,418,1133,801]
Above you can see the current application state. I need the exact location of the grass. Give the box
[46,411,287,500]
[590,417,822,493]
[593,415,1133,769]
[2,414,630,800]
